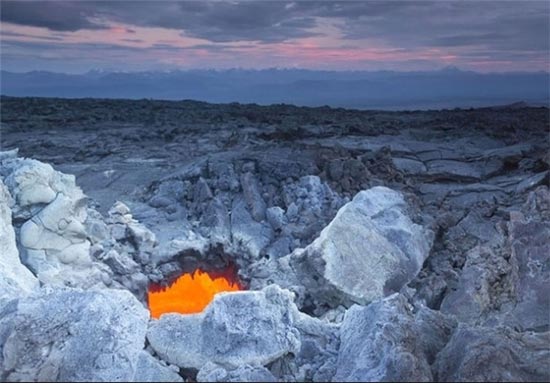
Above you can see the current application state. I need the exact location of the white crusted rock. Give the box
[0,180,38,307]
[147,285,301,370]
[132,351,183,382]
[0,288,149,382]
[1,157,107,288]
[295,186,433,305]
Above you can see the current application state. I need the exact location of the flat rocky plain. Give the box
[0,96,549,382]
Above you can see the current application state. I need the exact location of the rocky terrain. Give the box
[0,96,549,382]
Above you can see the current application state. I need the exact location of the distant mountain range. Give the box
[1,68,548,110]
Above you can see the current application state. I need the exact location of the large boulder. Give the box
[0,180,38,307]
[1,157,101,287]
[280,186,433,308]
[334,294,456,382]
[147,285,301,369]
[0,288,149,382]
[2,157,81,219]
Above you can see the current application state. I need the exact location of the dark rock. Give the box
[435,325,550,382]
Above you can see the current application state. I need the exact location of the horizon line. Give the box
[2,67,550,76]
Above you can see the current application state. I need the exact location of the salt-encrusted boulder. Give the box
[0,288,149,382]
[269,186,432,309]
[0,180,38,307]
[1,157,102,287]
[249,187,433,311]
[2,157,82,220]
[147,285,301,369]
[303,186,433,305]
[334,294,456,382]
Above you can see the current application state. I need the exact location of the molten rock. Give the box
[148,269,242,318]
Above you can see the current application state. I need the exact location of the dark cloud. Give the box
[121,38,143,43]
[100,1,320,42]
[0,30,64,41]
[0,1,321,42]
[333,1,550,52]
[0,1,106,31]
[1,39,143,53]
[1,1,548,50]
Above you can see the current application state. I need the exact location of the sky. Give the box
[0,1,549,73]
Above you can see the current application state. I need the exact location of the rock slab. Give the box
[147,285,301,369]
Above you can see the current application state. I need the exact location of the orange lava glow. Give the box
[147,269,242,318]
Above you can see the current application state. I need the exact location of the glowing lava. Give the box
[147,269,242,318]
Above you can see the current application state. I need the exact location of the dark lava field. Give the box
[0,96,548,382]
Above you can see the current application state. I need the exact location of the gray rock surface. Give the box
[241,172,267,222]
[132,351,183,382]
[1,99,549,383]
[501,196,550,332]
[147,285,301,369]
[266,206,286,231]
[439,244,512,325]
[434,325,550,382]
[197,362,276,382]
[230,196,273,260]
[0,288,149,382]
[334,294,456,382]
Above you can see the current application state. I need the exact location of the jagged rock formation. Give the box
[0,98,549,382]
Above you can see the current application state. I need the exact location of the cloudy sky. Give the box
[1,1,549,73]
